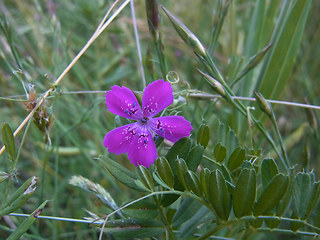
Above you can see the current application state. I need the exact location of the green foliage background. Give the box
[0,0,319,239]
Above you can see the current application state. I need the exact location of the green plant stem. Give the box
[159,205,176,240]
[103,190,210,220]
[152,192,176,240]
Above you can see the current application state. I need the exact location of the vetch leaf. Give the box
[207,170,231,220]
[261,158,279,189]
[153,172,172,190]
[292,172,320,220]
[176,158,188,190]
[185,144,204,171]
[137,165,154,191]
[276,177,293,217]
[200,168,211,199]
[227,147,246,171]
[166,137,191,171]
[253,173,289,216]
[156,157,174,189]
[184,170,202,197]
[197,123,210,149]
[214,143,227,163]
[233,168,256,218]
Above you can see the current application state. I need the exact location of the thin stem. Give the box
[130,0,146,88]
[188,92,320,110]
[159,205,176,240]
[2,91,320,111]
[152,191,176,239]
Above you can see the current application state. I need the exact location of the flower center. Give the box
[140,117,149,124]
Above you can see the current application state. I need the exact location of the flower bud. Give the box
[161,6,207,58]
[253,91,272,117]
[197,69,226,97]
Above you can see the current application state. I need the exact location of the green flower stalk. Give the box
[161,6,207,58]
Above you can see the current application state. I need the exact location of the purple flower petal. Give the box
[103,123,139,154]
[142,79,173,118]
[106,85,142,120]
[149,116,193,143]
[128,126,157,168]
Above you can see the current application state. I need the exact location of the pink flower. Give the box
[103,79,193,168]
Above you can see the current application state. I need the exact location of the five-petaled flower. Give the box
[103,79,193,168]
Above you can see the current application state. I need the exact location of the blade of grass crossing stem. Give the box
[7,201,48,240]
[257,0,312,99]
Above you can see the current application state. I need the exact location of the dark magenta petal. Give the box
[106,85,142,120]
[142,79,173,118]
[149,116,193,143]
[103,123,139,155]
[128,126,157,168]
